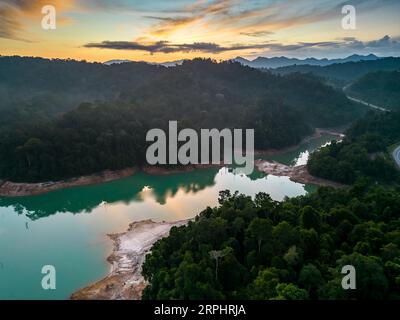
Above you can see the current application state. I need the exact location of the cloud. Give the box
[140,0,400,41]
[257,35,400,58]
[340,35,400,51]
[0,5,21,40]
[83,39,345,54]
[84,40,274,54]
[84,35,400,57]
[240,31,274,37]
[0,0,74,40]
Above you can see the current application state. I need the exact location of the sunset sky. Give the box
[1,0,399,63]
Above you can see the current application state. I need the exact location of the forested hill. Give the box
[273,57,400,87]
[308,111,400,184]
[0,57,363,182]
[142,187,400,300]
[0,56,164,127]
[346,71,400,110]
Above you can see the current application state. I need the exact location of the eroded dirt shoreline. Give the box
[0,168,137,197]
[254,160,344,188]
[0,165,223,197]
[70,219,189,300]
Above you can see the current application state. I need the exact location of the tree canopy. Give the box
[0,57,364,182]
[142,186,400,300]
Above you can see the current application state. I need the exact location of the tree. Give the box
[209,247,233,281]
[337,253,389,299]
[275,283,309,300]
[300,206,321,231]
[250,268,280,299]
[299,264,323,294]
[284,245,301,267]
[246,218,272,253]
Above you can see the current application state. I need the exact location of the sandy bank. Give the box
[0,168,137,197]
[255,160,344,188]
[70,219,189,300]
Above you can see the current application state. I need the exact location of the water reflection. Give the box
[0,169,220,220]
[0,135,330,299]
[262,134,338,166]
[0,134,336,221]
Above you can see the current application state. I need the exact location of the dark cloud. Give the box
[84,40,273,53]
[84,35,400,56]
[340,35,400,50]
[83,39,341,54]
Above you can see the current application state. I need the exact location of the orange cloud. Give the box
[0,0,76,40]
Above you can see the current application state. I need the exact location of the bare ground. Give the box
[255,160,344,188]
[70,219,189,300]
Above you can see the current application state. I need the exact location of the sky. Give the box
[0,0,399,63]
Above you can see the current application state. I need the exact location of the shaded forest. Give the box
[274,57,400,87]
[308,111,400,184]
[346,71,400,110]
[0,57,363,182]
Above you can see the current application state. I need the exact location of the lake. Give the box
[0,134,336,299]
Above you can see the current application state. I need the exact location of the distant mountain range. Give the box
[273,57,400,86]
[233,54,382,69]
[103,59,132,65]
[104,54,384,69]
[104,59,184,67]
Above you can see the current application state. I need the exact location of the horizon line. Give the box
[1,53,399,65]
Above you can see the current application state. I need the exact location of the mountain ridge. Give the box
[103,54,383,69]
[233,54,382,69]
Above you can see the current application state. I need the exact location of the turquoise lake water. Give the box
[0,134,336,299]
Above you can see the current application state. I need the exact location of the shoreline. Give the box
[0,164,224,197]
[253,128,345,156]
[0,168,137,197]
[254,160,344,188]
[141,163,224,175]
[0,128,345,197]
[70,219,190,300]
[70,159,343,300]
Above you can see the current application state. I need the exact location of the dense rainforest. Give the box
[0,57,363,182]
[308,111,400,184]
[346,71,400,110]
[0,56,164,128]
[142,186,400,300]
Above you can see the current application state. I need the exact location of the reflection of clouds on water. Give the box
[0,165,312,222]
[0,169,218,220]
